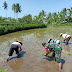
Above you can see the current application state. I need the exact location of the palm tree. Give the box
[47,12,51,19]
[12,4,16,19]
[51,12,58,24]
[62,8,67,19]
[38,10,46,22]
[12,3,22,20]
[39,10,46,18]
[67,7,72,17]
[3,1,8,18]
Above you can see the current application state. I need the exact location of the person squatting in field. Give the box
[42,39,62,70]
[60,33,71,45]
[7,41,23,61]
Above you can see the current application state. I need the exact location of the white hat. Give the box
[56,40,60,44]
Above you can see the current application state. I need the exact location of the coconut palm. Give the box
[3,1,8,18]
[38,10,46,22]
[12,4,16,19]
[15,3,22,21]
[12,3,22,20]
[39,10,46,17]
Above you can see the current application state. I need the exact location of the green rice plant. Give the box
[0,69,7,72]
[68,53,72,56]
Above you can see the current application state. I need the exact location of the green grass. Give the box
[0,23,47,35]
[0,69,7,72]
[0,22,72,36]
[46,23,72,26]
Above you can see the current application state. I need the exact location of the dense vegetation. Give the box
[0,1,72,35]
[0,23,46,35]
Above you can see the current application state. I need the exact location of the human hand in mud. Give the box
[63,39,66,41]
[41,53,45,56]
[41,53,47,56]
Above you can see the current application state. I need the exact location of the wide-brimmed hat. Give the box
[60,33,63,36]
[16,40,23,45]
[48,39,52,43]
[19,41,23,45]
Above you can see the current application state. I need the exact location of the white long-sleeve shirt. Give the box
[11,42,22,51]
[62,34,70,39]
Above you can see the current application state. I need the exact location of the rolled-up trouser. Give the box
[65,36,71,45]
[8,44,19,56]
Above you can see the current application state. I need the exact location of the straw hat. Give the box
[60,33,63,36]
[19,41,23,45]
[48,39,52,43]
[16,40,23,45]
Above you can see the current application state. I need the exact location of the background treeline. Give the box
[0,1,72,35]
[0,7,72,25]
[0,23,46,35]
[0,1,72,25]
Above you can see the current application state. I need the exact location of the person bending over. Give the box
[7,41,23,61]
[42,39,62,70]
[60,33,71,45]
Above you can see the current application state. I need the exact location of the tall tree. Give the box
[12,3,22,20]
[62,8,67,19]
[51,12,58,24]
[47,12,51,19]
[33,16,38,24]
[12,4,16,19]
[38,10,46,22]
[67,7,72,17]
[67,7,72,22]
[15,3,21,20]
[3,1,8,18]
[39,10,46,17]
[47,12,52,24]
[22,14,32,24]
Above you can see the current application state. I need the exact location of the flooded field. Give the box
[0,26,72,72]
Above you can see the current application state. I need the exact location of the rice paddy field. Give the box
[0,26,72,72]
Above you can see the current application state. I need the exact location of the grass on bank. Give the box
[0,22,72,36]
[0,23,47,35]
[47,23,72,26]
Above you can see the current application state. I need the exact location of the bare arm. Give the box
[20,45,22,51]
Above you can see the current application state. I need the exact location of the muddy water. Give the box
[0,26,72,72]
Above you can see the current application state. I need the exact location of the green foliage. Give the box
[0,2,72,26]
[0,23,47,35]
[12,3,21,20]
[0,69,7,72]
[68,53,72,56]
[3,1,7,9]
[18,14,32,24]
[41,53,45,56]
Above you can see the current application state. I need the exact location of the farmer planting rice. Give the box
[42,39,62,70]
[7,41,23,61]
[60,33,71,45]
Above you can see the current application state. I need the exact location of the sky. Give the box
[0,0,72,18]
